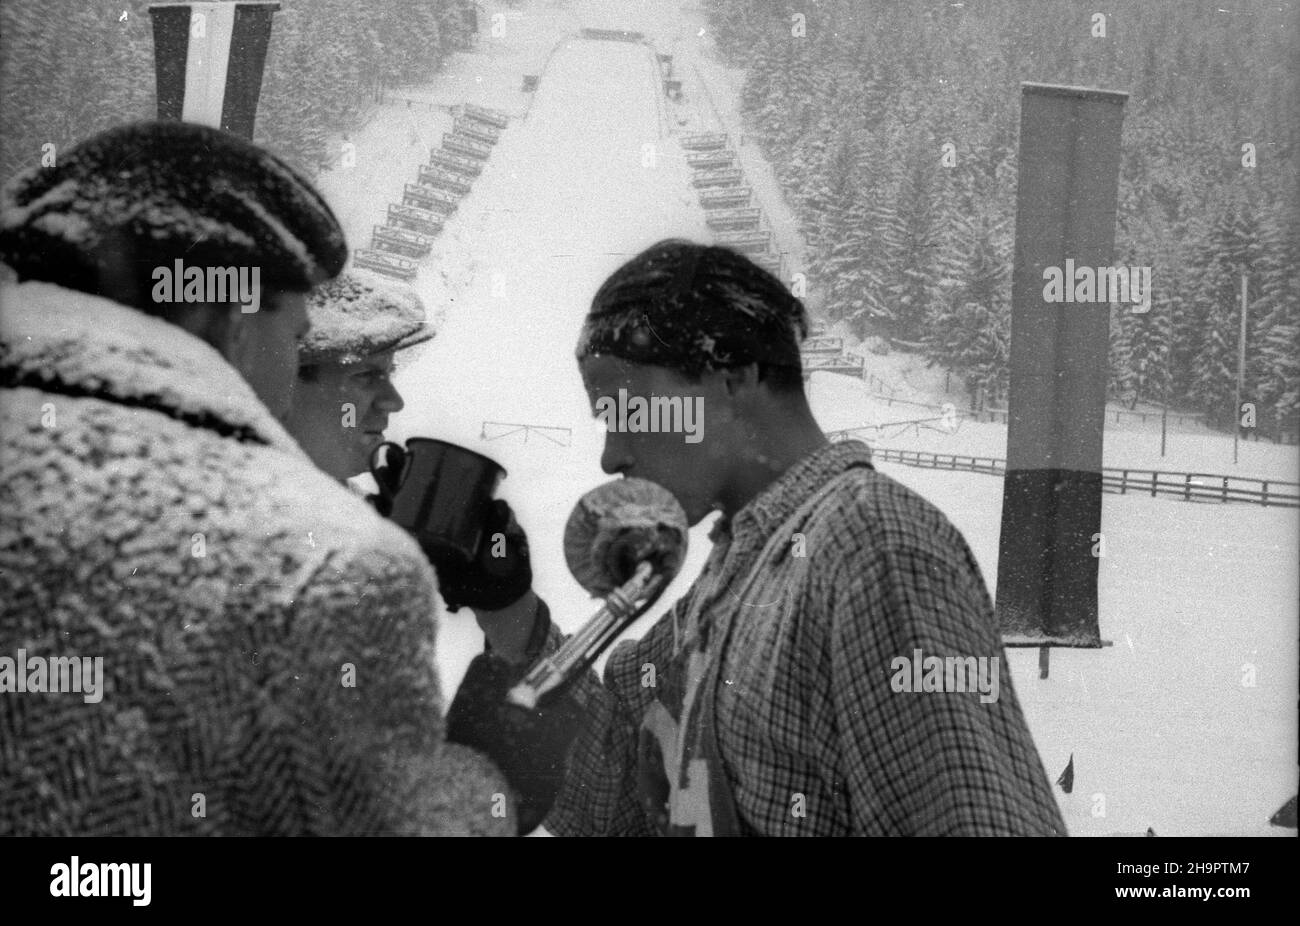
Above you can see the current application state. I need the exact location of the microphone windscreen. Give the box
[564,478,689,597]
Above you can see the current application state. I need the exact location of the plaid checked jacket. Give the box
[542,440,1066,836]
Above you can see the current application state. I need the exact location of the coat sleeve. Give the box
[242,543,514,835]
[540,604,686,837]
[445,599,589,835]
[827,540,1067,836]
[535,635,649,836]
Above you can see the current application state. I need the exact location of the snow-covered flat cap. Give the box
[299,270,436,365]
[0,120,347,298]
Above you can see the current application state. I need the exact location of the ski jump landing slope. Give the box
[388,34,714,704]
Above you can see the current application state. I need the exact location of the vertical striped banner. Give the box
[148,2,280,141]
[183,2,237,128]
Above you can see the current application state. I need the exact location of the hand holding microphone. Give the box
[368,441,689,705]
[506,477,689,709]
[366,443,688,831]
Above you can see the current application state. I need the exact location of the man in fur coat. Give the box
[0,121,511,836]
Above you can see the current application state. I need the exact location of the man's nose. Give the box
[375,379,404,414]
[600,432,633,476]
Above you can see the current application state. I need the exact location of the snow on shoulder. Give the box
[0,280,298,452]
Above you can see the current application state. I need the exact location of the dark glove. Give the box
[433,498,533,613]
[369,443,532,612]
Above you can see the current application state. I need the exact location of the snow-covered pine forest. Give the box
[5,2,1294,436]
[709,0,1299,436]
[0,0,477,181]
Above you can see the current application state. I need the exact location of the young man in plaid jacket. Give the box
[463,239,1066,836]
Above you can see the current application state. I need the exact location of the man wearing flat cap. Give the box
[283,269,583,835]
[474,239,1066,836]
[0,121,511,836]
[287,270,436,484]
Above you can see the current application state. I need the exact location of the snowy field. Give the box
[810,354,1300,483]
[315,0,1297,835]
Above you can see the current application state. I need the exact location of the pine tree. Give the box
[1119,280,1172,408]
[921,179,972,368]
[948,301,1008,411]
[1188,201,1264,426]
[893,140,944,343]
[813,130,871,327]
[1251,206,1300,438]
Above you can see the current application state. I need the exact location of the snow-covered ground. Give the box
[315,0,1297,835]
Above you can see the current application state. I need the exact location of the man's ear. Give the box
[172,302,239,359]
[720,363,761,397]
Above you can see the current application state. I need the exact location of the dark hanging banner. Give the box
[148,2,280,141]
[997,82,1128,648]
[149,5,191,122]
[222,2,279,140]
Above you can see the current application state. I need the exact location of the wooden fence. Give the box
[480,421,572,446]
[823,440,1300,508]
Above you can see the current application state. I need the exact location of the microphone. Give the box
[506,478,688,709]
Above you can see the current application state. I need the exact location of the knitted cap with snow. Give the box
[299,270,436,365]
[0,120,347,307]
[575,239,808,377]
